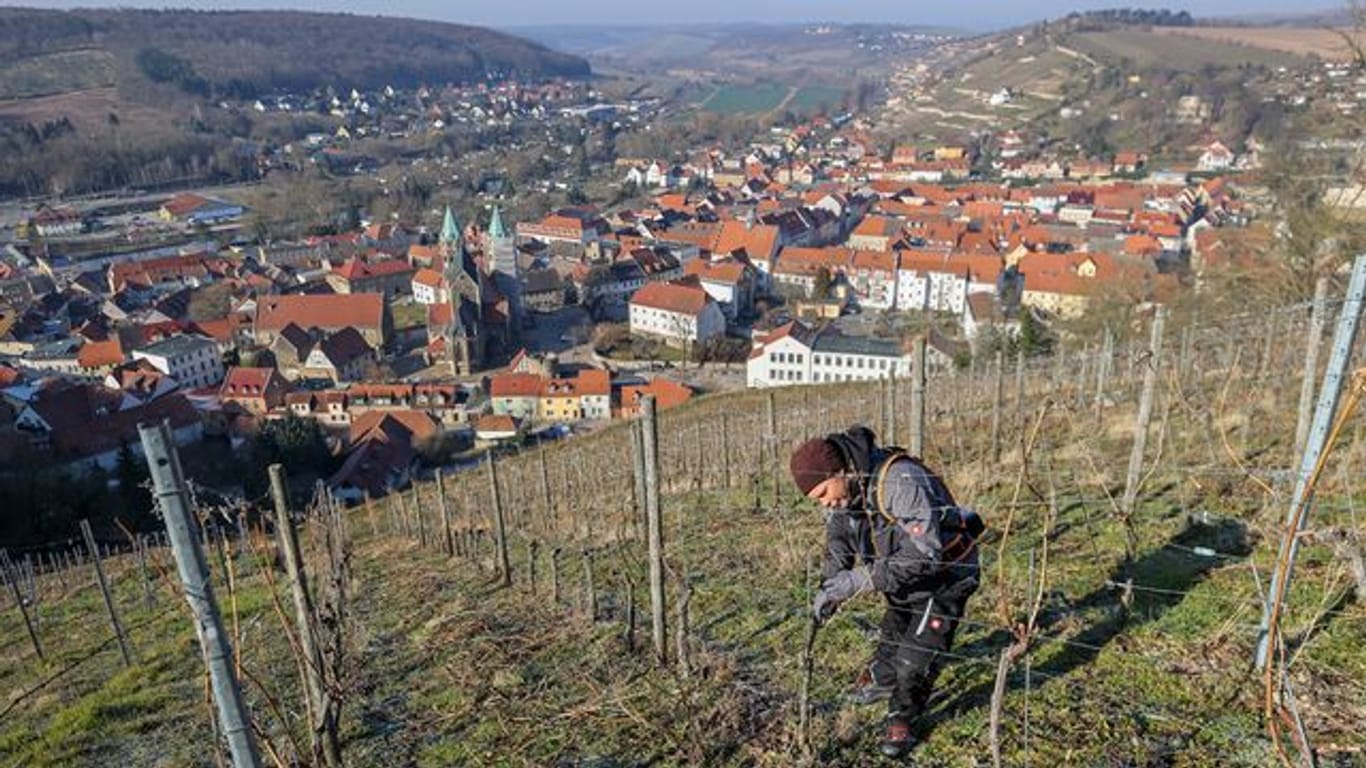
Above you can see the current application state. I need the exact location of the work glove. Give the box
[812,567,873,626]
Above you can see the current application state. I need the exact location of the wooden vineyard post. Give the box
[911,337,927,457]
[1120,308,1166,580]
[582,548,597,621]
[990,349,1005,463]
[435,469,455,557]
[268,465,341,767]
[3,553,43,660]
[641,395,667,664]
[80,519,133,667]
[766,391,782,507]
[487,456,512,587]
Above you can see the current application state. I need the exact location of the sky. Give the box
[13,0,1336,29]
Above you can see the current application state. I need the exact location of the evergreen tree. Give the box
[813,266,834,300]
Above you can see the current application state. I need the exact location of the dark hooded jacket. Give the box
[823,426,981,606]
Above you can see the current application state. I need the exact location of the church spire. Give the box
[439,206,461,248]
[488,205,509,241]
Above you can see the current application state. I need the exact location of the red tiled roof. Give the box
[412,268,444,288]
[851,249,898,273]
[221,367,282,398]
[710,221,780,261]
[630,281,711,316]
[333,257,414,281]
[852,215,903,239]
[575,369,611,397]
[349,409,441,445]
[162,193,210,218]
[0,364,22,387]
[255,293,385,333]
[475,414,519,434]
[427,302,453,326]
[775,246,852,275]
[684,258,748,284]
[620,378,693,412]
[78,338,125,369]
[489,372,545,398]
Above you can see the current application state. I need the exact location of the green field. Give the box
[701,83,788,114]
[701,83,850,117]
[788,85,846,115]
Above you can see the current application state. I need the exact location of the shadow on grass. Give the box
[921,515,1252,740]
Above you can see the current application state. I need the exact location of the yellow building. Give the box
[538,379,581,423]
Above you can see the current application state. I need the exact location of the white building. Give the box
[629,281,726,348]
[412,269,443,305]
[894,262,970,314]
[131,335,223,390]
[746,321,913,388]
[1197,141,1236,172]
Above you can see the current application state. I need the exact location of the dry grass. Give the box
[1153,27,1365,63]
[0,87,168,133]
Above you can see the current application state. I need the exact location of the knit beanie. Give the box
[789,437,847,496]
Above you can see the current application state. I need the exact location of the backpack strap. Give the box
[873,450,911,525]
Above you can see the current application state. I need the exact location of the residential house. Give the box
[521,268,566,313]
[474,414,522,443]
[848,250,899,310]
[1197,141,1236,173]
[683,258,756,321]
[848,215,904,252]
[488,372,543,420]
[329,410,441,499]
[299,327,373,383]
[412,268,444,305]
[104,359,180,404]
[254,293,391,349]
[13,381,201,473]
[77,337,127,379]
[220,367,290,415]
[540,376,582,422]
[516,208,606,245]
[327,257,414,297]
[576,368,611,421]
[616,377,694,418]
[131,334,224,390]
[746,321,912,388]
[771,246,852,297]
[30,205,84,237]
[628,281,726,349]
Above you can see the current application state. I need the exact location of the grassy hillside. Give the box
[883,16,1312,154]
[1066,28,1304,70]
[3,295,1364,766]
[0,8,590,102]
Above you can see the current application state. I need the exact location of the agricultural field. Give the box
[787,85,847,115]
[700,83,789,115]
[0,87,168,134]
[1153,26,1366,63]
[0,49,117,101]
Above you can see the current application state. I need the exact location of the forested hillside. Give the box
[0,8,590,101]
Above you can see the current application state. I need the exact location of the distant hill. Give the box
[513,23,959,83]
[0,8,591,101]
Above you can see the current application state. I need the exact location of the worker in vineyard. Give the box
[790,426,983,759]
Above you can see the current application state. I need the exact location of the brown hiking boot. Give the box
[879,718,915,758]
[847,666,894,705]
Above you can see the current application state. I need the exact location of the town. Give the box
[1,11,1362,518]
